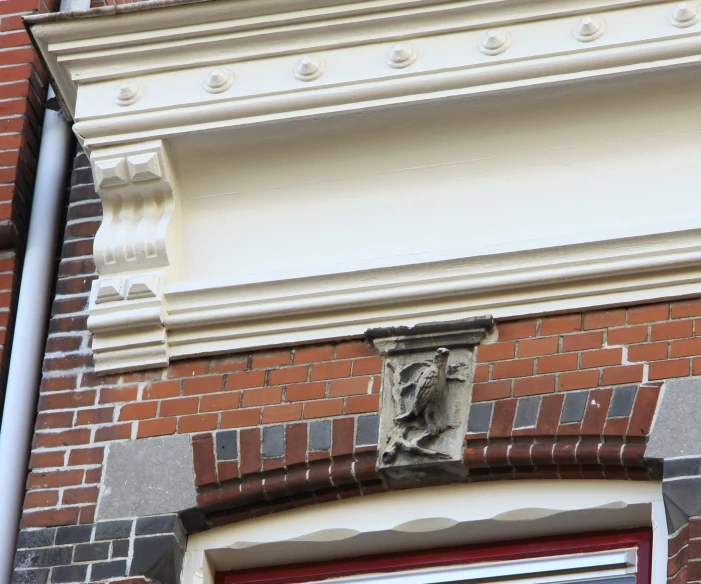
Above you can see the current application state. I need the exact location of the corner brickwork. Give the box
[12,148,701,582]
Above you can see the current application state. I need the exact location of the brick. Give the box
[671,338,701,358]
[192,434,216,486]
[514,376,555,397]
[558,370,599,391]
[27,469,83,489]
[627,303,668,324]
[627,384,661,436]
[304,399,343,419]
[580,348,622,368]
[671,299,701,318]
[492,359,533,379]
[179,414,218,433]
[24,490,58,509]
[166,359,206,378]
[628,342,668,362]
[476,342,515,362]
[285,382,326,402]
[336,341,375,359]
[99,386,137,404]
[29,451,65,469]
[472,380,511,401]
[601,365,643,385]
[345,394,380,414]
[208,355,248,374]
[239,428,261,475]
[497,320,537,341]
[286,423,307,465]
[251,350,290,369]
[35,411,73,430]
[352,357,383,376]
[137,418,175,439]
[118,402,157,421]
[561,332,603,352]
[311,360,352,380]
[143,380,180,400]
[332,418,354,456]
[490,399,517,437]
[200,392,240,412]
[159,397,199,417]
[21,508,79,528]
[583,309,625,330]
[225,370,265,390]
[38,390,95,411]
[67,447,103,466]
[648,359,690,381]
[535,393,565,434]
[183,375,223,395]
[95,424,131,442]
[540,314,581,335]
[32,429,89,449]
[536,354,577,374]
[262,403,303,423]
[651,320,693,341]
[518,337,558,358]
[294,345,334,364]
[62,486,99,505]
[473,365,488,383]
[329,377,370,397]
[221,408,260,429]
[241,387,282,407]
[268,366,308,386]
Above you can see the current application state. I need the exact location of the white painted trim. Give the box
[157,227,701,363]
[181,480,664,584]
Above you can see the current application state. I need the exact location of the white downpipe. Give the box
[0,103,72,583]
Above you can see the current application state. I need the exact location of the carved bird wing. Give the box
[394,360,432,398]
[412,364,439,415]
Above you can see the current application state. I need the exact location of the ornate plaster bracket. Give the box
[87,139,181,373]
[367,317,494,487]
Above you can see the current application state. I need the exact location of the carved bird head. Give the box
[434,347,450,362]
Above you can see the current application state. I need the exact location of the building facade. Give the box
[2,0,701,582]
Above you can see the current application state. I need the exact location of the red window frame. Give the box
[217,528,651,584]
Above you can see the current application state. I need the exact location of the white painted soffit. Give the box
[25,0,701,138]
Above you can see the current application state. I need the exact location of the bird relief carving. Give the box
[380,348,469,467]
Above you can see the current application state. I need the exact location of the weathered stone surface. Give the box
[97,434,197,520]
[367,318,492,483]
[647,377,701,459]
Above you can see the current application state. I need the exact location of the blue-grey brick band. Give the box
[262,425,285,458]
[514,396,540,428]
[561,391,588,424]
[468,402,493,434]
[609,385,637,418]
[309,420,331,451]
[356,415,380,446]
[216,429,238,461]
[16,530,56,550]
[55,526,91,546]
[94,520,132,541]
[663,457,701,479]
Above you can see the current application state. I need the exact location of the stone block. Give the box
[135,514,177,536]
[647,377,701,459]
[131,534,184,584]
[97,434,197,520]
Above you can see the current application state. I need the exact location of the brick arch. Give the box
[186,382,661,531]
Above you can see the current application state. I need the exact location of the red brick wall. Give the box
[0,0,53,413]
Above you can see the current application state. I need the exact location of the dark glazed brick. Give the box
[356,415,379,446]
[561,391,588,424]
[112,539,130,558]
[136,514,177,535]
[514,396,540,428]
[131,534,183,584]
[55,525,91,545]
[74,542,109,562]
[16,529,56,549]
[11,569,49,584]
[468,402,492,434]
[664,457,701,479]
[608,385,637,418]
[94,520,132,541]
[14,548,72,569]
[91,561,127,580]
[309,420,331,451]
[216,429,238,461]
[262,425,284,458]
[51,564,88,583]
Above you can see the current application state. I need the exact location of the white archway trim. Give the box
[181,480,667,584]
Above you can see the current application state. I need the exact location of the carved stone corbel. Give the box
[87,140,180,373]
[366,317,494,486]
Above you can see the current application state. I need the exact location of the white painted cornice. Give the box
[27,0,701,144]
[26,0,701,372]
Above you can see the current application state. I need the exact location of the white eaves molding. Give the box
[26,0,701,148]
[26,0,701,372]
